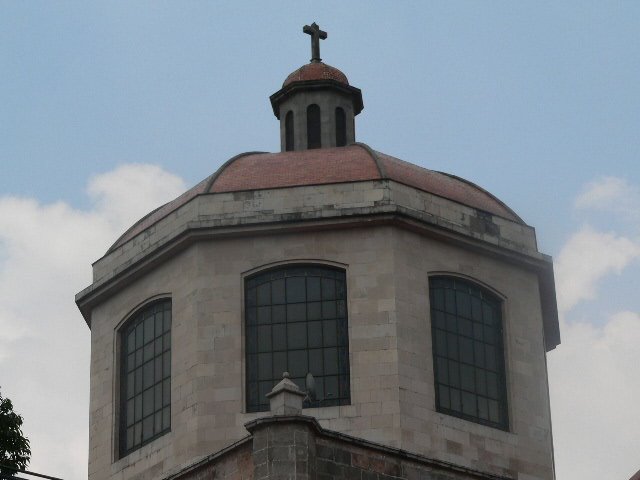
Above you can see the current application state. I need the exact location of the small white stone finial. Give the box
[265,372,306,415]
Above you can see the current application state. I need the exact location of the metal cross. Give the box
[303,22,327,63]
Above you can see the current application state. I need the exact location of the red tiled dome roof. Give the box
[108,144,523,252]
[283,62,349,87]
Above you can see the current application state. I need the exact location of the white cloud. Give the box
[548,311,640,480]
[0,165,185,480]
[550,176,640,480]
[554,225,640,314]
[574,176,640,221]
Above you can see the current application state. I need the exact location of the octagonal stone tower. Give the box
[77,23,559,480]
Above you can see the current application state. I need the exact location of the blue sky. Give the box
[1,2,639,479]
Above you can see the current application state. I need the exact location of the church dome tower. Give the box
[77,23,559,480]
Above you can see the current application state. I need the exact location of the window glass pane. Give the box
[163,352,171,378]
[155,316,163,338]
[144,315,154,344]
[127,354,136,372]
[288,350,307,377]
[432,289,444,310]
[258,353,272,379]
[287,323,307,350]
[134,423,142,447]
[142,416,154,441]
[246,307,257,326]
[309,349,323,376]
[286,277,306,303]
[434,329,446,355]
[247,355,258,381]
[126,427,134,449]
[154,412,163,434]
[246,287,257,307]
[485,345,496,370]
[272,279,286,304]
[476,369,487,396]
[324,376,339,398]
[456,293,471,319]
[135,396,142,421]
[321,278,336,300]
[487,372,498,399]
[126,399,134,426]
[135,323,144,348]
[257,325,272,352]
[272,305,286,323]
[308,321,322,348]
[448,362,460,388]
[446,332,458,359]
[272,324,287,351]
[162,407,170,429]
[460,364,475,391]
[162,379,171,407]
[324,348,339,375]
[287,303,306,322]
[445,289,456,312]
[144,343,154,363]
[143,361,154,390]
[478,397,489,420]
[257,283,270,306]
[127,373,135,398]
[143,389,153,417]
[450,388,461,411]
[273,352,287,380]
[257,306,271,325]
[438,386,450,410]
[163,309,171,333]
[154,383,162,409]
[322,301,337,319]
[462,391,476,416]
[459,337,473,364]
[154,357,162,382]
[436,357,448,385]
[307,277,321,301]
[307,302,322,320]
[488,399,500,423]
[323,320,337,346]
[135,369,142,394]
[459,318,472,338]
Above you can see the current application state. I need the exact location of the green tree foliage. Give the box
[0,389,30,477]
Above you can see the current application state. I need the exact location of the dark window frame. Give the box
[306,104,321,149]
[429,276,509,430]
[285,110,294,151]
[119,299,172,457]
[245,264,350,413]
[335,107,347,147]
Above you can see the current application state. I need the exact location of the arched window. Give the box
[430,277,508,430]
[306,104,321,149]
[120,299,171,456]
[335,107,347,147]
[285,111,294,151]
[245,265,350,412]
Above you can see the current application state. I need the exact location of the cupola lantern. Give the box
[269,23,364,152]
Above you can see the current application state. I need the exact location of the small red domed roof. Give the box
[283,62,349,87]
